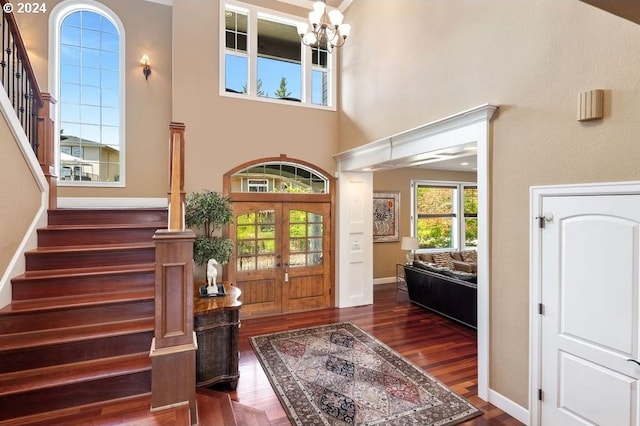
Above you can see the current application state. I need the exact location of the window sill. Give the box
[58,181,125,188]
[220,90,336,112]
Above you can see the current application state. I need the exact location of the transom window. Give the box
[231,161,329,194]
[221,1,335,109]
[412,182,478,250]
[54,5,124,185]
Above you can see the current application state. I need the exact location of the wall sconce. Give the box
[140,54,151,80]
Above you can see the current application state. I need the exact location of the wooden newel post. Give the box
[38,93,57,210]
[168,122,186,231]
[150,122,197,421]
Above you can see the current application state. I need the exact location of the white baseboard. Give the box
[488,388,529,425]
[58,197,168,208]
[0,201,47,309]
[373,276,395,285]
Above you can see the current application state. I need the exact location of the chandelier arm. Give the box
[298,2,349,52]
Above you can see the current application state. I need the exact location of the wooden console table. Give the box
[193,282,242,389]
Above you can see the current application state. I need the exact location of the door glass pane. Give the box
[236,209,276,271]
[290,238,306,253]
[308,237,322,251]
[289,253,305,267]
[237,225,255,237]
[308,213,323,223]
[308,223,323,237]
[288,209,324,268]
[237,240,255,256]
[258,224,275,239]
[308,252,323,266]
[290,223,305,237]
[257,255,275,268]
[257,239,275,254]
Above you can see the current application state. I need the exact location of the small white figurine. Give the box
[206,258,218,294]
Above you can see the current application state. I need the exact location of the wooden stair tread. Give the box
[0,207,170,424]
[1,289,154,313]
[0,317,154,351]
[28,241,155,253]
[15,263,155,280]
[44,223,166,230]
[0,353,151,397]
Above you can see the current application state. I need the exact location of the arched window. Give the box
[230,161,329,194]
[50,1,124,185]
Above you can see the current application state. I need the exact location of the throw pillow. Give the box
[461,250,477,263]
[432,252,454,269]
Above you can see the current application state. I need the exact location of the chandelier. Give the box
[296,0,351,52]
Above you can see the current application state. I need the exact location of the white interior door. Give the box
[539,193,640,425]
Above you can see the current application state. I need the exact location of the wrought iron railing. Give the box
[0,1,43,154]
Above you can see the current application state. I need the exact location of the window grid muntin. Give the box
[59,9,121,184]
[289,210,324,267]
[413,182,478,251]
[222,0,335,109]
[236,210,277,271]
[232,161,329,194]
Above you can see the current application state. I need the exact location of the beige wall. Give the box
[0,112,41,281]
[341,0,640,408]
[15,0,173,198]
[172,0,338,194]
[373,168,476,278]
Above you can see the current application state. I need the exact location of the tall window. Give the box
[54,5,123,185]
[222,1,335,109]
[413,182,477,250]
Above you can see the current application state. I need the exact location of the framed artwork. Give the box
[373,191,400,242]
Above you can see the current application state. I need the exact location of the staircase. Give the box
[0,208,272,425]
[0,208,164,424]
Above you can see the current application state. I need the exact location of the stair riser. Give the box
[38,227,160,247]
[0,331,153,374]
[48,209,168,226]
[25,247,155,271]
[11,270,154,301]
[0,370,151,421]
[0,300,154,334]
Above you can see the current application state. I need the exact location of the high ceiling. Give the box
[277,0,352,13]
[370,142,478,174]
[580,0,640,25]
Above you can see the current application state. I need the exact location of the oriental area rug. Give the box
[250,322,482,425]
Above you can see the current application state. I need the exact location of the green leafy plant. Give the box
[185,190,234,266]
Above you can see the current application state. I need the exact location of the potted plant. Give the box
[185,190,234,271]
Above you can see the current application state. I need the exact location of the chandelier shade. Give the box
[297,0,350,52]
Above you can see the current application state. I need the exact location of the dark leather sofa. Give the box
[403,262,477,329]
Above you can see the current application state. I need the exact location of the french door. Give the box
[228,201,331,318]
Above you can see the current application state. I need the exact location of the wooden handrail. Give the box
[168,123,186,231]
[1,1,57,209]
[0,1,44,107]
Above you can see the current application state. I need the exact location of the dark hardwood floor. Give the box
[221,283,523,425]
